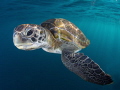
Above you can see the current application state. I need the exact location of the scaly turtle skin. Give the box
[13,18,113,85]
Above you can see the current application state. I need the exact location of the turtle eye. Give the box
[27,30,33,36]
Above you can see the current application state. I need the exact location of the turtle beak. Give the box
[13,32,33,50]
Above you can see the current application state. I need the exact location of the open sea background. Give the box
[0,0,120,90]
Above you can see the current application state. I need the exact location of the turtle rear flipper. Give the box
[61,50,113,85]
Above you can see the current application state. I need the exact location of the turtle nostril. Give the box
[21,37,28,42]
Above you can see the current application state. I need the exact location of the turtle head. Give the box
[13,24,47,50]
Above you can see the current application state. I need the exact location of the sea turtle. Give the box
[13,18,113,85]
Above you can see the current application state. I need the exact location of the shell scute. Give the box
[41,18,90,49]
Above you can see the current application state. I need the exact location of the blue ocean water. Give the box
[0,0,120,90]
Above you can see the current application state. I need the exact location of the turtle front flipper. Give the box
[61,50,113,85]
